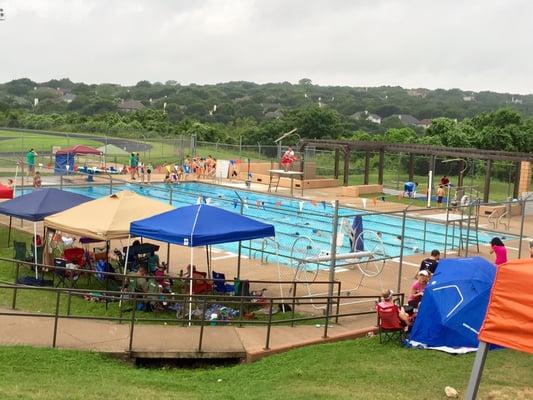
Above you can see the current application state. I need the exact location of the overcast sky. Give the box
[1,0,532,94]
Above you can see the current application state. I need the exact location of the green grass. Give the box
[0,130,102,153]
[0,338,531,399]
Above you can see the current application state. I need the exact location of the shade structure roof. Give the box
[44,191,174,240]
[0,188,92,222]
[97,144,129,156]
[56,145,102,155]
[130,204,275,247]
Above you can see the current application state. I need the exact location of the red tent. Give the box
[0,183,13,199]
[56,145,102,155]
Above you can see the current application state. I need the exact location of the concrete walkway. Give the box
[0,309,375,362]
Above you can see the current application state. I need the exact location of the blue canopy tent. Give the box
[0,188,92,278]
[408,256,496,353]
[129,204,275,320]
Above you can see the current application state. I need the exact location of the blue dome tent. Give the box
[408,256,496,353]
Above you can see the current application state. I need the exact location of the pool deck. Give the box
[1,173,532,360]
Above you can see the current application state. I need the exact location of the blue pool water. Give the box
[34,182,507,266]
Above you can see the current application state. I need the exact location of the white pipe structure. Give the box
[304,251,374,263]
[427,169,433,208]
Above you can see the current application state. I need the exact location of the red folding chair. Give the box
[376,302,405,344]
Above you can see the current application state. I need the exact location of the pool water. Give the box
[38,182,506,266]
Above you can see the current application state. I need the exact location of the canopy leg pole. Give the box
[33,222,38,280]
[237,241,242,279]
[7,216,12,247]
[166,243,170,273]
[119,235,132,310]
[465,341,489,400]
[205,245,210,278]
[188,247,194,326]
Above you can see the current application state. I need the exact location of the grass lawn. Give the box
[0,130,103,153]
[0,338,531,400]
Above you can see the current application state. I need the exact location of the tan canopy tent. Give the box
[44,191,173,241]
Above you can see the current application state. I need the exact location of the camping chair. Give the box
[13,241,30,270]
[376,302,405,344]
[212,271,235,294]
[192,270,213,295]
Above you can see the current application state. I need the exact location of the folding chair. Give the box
[376,302,405,344]
[13,241,29,269]
[212,271,235,294]
[52,258,68,287]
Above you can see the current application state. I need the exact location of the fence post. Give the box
[60,173,63,190]
[323,293,332,339]
[518,195,531,258]
[198,298,207,352]
[128,298,137,355]
[327,201,340,316]
[290,281,297,327]
[263,299,274,350]
[239,296,245,328]
[109,175,113,195]
[52,291,61,348]
[11,263,20,309]
[396,209,407,293]
[335,282,341,324]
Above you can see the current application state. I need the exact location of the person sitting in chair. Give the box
[134,266,150,293]
[376,289,413,329]
[407,270,429,308]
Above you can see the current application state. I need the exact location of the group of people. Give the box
[379,234,533,332]
[402,176,450,206]
[163,155,218,183]
[128,152,153,183]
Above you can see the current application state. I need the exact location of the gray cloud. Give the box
[1,0,532,93]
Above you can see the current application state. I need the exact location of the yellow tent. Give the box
[44,191,174,240]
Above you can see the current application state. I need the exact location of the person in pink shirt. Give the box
[490,237,508,266]
[407,270,429,308]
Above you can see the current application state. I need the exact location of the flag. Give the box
[205,197,212,205]
[330,200,336,208]
[233,199,238,209]
[298,201,305,211]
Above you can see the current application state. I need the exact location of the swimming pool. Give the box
[38,182,506,266]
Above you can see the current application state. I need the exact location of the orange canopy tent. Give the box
[465,259,533,399]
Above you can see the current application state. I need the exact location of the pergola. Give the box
[298,139,533,202]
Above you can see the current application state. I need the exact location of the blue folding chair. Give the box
[212,271,234,294]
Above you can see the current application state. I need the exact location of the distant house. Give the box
[463,95,476,102]
[62,93,76,103]
[390,114,420,126]
[407,88,428,98]
[264,109,283,119]
[367,113,382,124]
[118,99,146,112]
[349,110,382,124]
[511,96,523,104]
[416,119,432,129]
